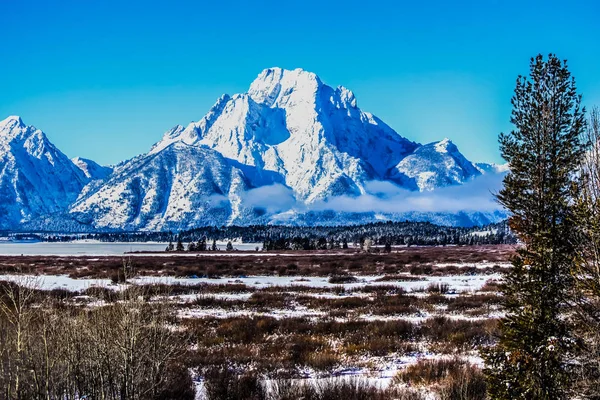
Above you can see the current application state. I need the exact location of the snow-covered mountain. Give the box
[72,157,113,180]
[2,67,508,231]
[391,138,482,191]
[475,162,510,175]
[149,68,419,202]
[70,142,266,231]
[0,116,90,229]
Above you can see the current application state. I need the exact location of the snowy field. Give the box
[0,248,507,399]
[0,272,500,293]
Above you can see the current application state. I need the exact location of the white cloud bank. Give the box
[240,172,506,215]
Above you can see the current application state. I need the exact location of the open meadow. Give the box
[0,245,514,399]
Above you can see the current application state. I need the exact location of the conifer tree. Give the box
[384,242,392,253]
[197,237,207,252]
[483,54,586,399]
[176,237,184,252]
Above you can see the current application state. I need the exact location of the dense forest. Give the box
[10,220,516,247]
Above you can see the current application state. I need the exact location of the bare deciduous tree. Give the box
[0,280,193,400]
[574,106,600,398]
[0,276,40,399]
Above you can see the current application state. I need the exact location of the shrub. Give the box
[154,362,196,400]
[307,350,340,370]
[328,275,359,284]
[438,364,487,400]
[427,282,450,294]
[204,368,266,400]
[268,378,409,400]
[395,358,486,400]
[396,358,464,386]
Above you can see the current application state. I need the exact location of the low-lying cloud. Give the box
[310,173,506,214]
[241,172,506,215]
[242,184,298,213]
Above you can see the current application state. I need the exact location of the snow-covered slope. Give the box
[0,116,89,229]
[69,67,506,230]
[72,157,113,180]
[475,162,510,175]
[69,142,267,230]
[391,138,482,191]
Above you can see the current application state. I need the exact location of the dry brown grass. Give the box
[0,245,514,278]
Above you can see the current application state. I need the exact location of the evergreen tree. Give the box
[197,237,207,252]
[166,240,174,252]
[211,239,218,251]
[384,242,392,253]
[316,237,327,250]
[176,237,184,252]
[226,241,234,251]
[483,54,586,399]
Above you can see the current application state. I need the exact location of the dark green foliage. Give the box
[571,107,600,398]
[197,236,207,251]
[384,242,392,253]
[43,220,516,246]
[176,237,184,251]
[483,54,586,399]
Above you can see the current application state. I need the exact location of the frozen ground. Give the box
[0,257,502,399]
[0,273,500,292]
[192,352,485,400]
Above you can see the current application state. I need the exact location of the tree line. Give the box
[29,220,516,248]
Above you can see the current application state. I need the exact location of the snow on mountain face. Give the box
[391,138,482,191]
[0,116,89,229]
[69,142,266,230]
[475,162,510,174]
[72,157,113,180]
[150,67,419,202]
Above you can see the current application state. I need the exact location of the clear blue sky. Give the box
[1,0,599,165]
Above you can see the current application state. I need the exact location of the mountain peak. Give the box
[0,117,90,228]
[0,115,38,143]
[392,139,481,191]
[72,157,113,180]
[248,67,322,107]
[0,115,24,128]
[434,138,457,153]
